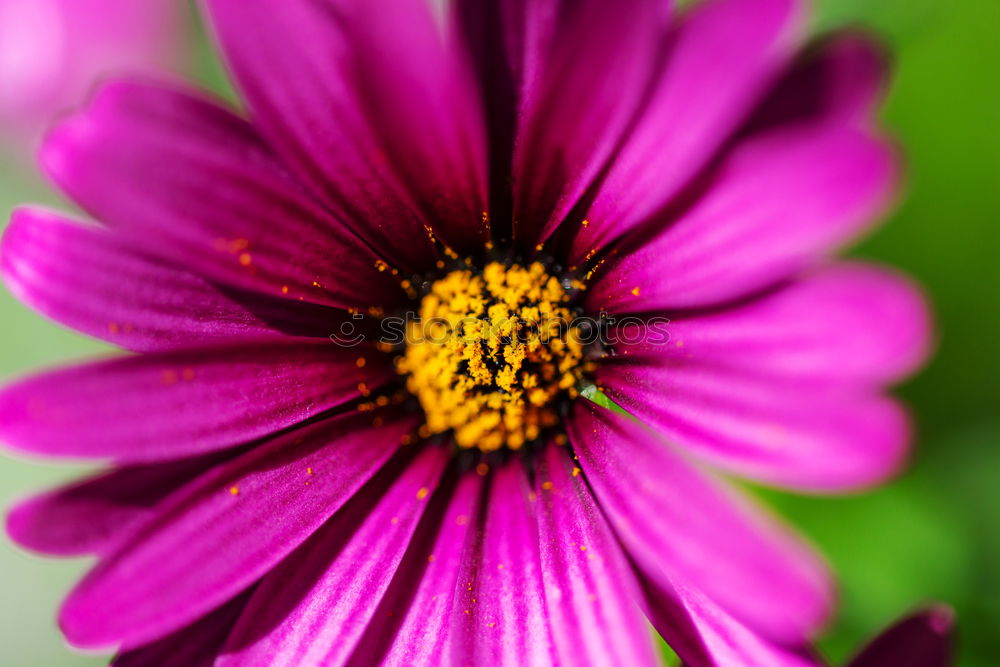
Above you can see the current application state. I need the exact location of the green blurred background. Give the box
[0,0,996,664]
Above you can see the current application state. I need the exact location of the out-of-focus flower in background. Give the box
[846,606,955,667]
[0,0,186,157]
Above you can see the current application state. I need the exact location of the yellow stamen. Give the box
[398,261,588,452]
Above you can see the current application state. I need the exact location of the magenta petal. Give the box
[1,208,336,350]
[640,574,818,667]
[203,0,488,266]
[112,590,254,667]
[569,401,833,642]
[6,452,230,557]
[535,445,660,666]
[847,606,954,667]
[0,341,393,462]
[449,461,555,664]
[218,445,449,666]
[58,410,416,649]
[353,471,483,666]
[41,79,401,310]
[587,124,897,313]
[612,263,931,387]
[598,359,911,492]
[510,0,668,247]
[570,0,805,262]
[747,31,890,132]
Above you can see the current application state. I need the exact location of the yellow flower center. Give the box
[398,261,587,452]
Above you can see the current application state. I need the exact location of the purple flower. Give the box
[0,0,931,664]
[0,0,185,152]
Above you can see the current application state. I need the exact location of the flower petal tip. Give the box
[847,605,956,667]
